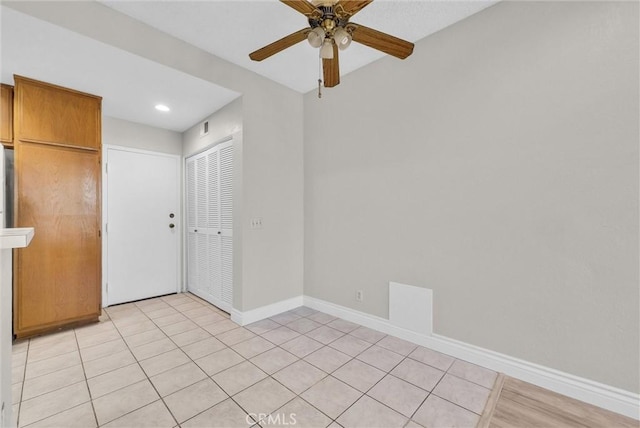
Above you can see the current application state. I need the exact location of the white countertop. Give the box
[0,228,35,249]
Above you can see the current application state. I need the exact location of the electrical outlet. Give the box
[250,218,263,229]
[356,290,364,302]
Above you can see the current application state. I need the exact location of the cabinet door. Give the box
[14,143,101,336]
[14,76,101,150]
[0,84,13,146]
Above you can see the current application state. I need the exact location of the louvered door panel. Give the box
[185,139,233,312]
[207,150,220,230]
[186,157,200,296]
[221,235,233,307]
[187,231,198,291]
[208,234,221,300]
[195,156,208,229]
[186,159,196,228]
[196,233,209,296]
[219,141,233,308]
[219,143,233,232]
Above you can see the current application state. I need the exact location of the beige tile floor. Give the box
[11,293,497,428]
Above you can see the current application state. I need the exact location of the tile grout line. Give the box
[148,300,424,423]
[168,296,291,425]
[271,309,461,427]
[15,294,498,428]
[144,295,258,427]
[285,320,386,423]
[142,298,241,427]
[105,297,201,427]
[330,346,414,424]
[72,328,100,428]
[14,338,31,428]
[159,298,335,426]
[257,309,375,426]
[17,335,88,427]
[85,309,153,427]
[87,305,168,425]
[283,309,420,421]
[226,308,345,427]
[15,296,206,427]
[142,294,264,425]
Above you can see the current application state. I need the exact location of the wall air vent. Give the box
[200,120,209,137]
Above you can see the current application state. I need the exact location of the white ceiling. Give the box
[0,6,240,132]
[1,1,496,133]
[101,0,497,93]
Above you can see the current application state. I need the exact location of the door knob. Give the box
[169,223,175,229]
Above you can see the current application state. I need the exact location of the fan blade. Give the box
[249,28,310,61]
[336,0,372,18]
[323,43,340,87]
[281,0,320,16]
[350,23,414,59]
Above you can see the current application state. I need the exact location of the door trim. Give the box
[102,144,182,307]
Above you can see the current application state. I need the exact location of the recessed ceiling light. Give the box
[155,104,170,112]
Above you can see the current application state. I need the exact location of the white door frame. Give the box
[102,144,182,307]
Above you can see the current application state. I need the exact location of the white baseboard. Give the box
[230,295,304,326]
[225,294,639,420]
[303,295,640,421]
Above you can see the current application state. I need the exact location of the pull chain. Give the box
[317,52,322,99]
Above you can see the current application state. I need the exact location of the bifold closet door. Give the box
[186,140,233,312]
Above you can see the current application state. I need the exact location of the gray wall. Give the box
[103,116,182,154]
[182,98,242,157]
[101,116,184,300]
[8,1,305,313]
[182,98,245,311]
[304,1,639,393]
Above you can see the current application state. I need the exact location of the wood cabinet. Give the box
[1,84,13,147]
[15,78,100,150]
[13,76,102,338]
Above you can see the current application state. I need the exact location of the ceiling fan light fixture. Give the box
[333,27,351,50]
[307,27,325,48]
[320,39,334,59]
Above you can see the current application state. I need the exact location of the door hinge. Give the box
[105,223,108,233]
[105,162,108,174]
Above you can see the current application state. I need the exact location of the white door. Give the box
[106,147,180,305]
[186,140,233,311]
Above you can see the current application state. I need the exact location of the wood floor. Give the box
[483,376,639,428]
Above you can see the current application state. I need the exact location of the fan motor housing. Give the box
[308,6,349,32]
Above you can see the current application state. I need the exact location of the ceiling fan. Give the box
[249,0,414,89]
